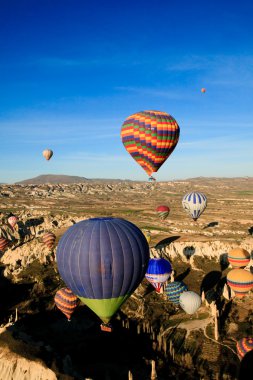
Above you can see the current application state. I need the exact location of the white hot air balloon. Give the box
[182,192,207,221]
[179,291,201,314]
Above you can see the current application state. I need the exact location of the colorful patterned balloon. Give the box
[56,217,149,324]
[43,149,53,161]
[182,192,207,221]
[228,248,250,268]
[165,281,188,305]
[237,337,253,360]
[227,269,253,298]
[42,232,56,250]
[156,205,170,220]
[121,110,180,177]
[54,287,80,321]
[145,258,172,292]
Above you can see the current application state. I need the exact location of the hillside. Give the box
[15,174,89,184]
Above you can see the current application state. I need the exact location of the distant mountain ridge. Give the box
[15,174,89,184]
[15,174,131,184]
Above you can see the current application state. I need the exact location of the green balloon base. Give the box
[78,294,130,323]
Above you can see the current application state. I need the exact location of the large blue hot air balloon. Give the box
[145,258,172,292]
[56,217,150,325]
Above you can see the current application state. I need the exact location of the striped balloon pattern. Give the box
[179,291,202,314]
[54,287,80,321]
[145,258,172,292]
[0,237,10,252]
[237,337,253,360]
[227,269,253,298]
[165,281,188,305]
[42,232,56,250]
[121,110,180,177]
[56,217,149,323]
[182,192,207,221]
[156,205,170,220]
[228,248,250,268]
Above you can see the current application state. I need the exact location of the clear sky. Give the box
[1,0,253,183]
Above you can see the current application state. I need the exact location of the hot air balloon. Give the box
[0,237,10,252]
[237,337,253,360]
[228,248,250,269]
[179,291,202,314]
[156,205,170,220]
[43,149,53,161]
[145,258,172,292]
[201,88,206,93]
[42,232,56,250]
[182,192,207,221]
[121,110,180,178]
[56,217,149,330]
[227,269,253,298]
[54,287,80,321]
[7,215,18,230]
[165,281,188,305]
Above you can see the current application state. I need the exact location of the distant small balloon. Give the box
[54,287,80,321]
[42,232,56,250]
[227,269,253,298]
[156,205,170,220]
[43,149,53,161]
[145,258,172,292]
[237,337,253,360]
[165,281,188,305]
[8,215,19,229]
[201,88,206,93]
[179,291,202,314]
[0,237,10,252]
[182,192,207,221]
[228,248,250,269]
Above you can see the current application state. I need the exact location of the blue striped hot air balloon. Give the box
[182,191,207,221]
[145,258,172,292]
[165,281,188,305]
[56,217,149,326]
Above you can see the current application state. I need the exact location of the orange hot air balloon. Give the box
[42,149,53,161]
[228,248,250,269]
[201,88,206,93]
[54,287,80,321]
[42,232,56,250]
[8,215,19,230]
[0,237,10,252]
[121,110,180,178]
[227,269,253,298]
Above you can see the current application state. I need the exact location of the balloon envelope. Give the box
[237,337,253,360]
[42,232,56,250]
[165,281,188,305]
[54,287,79,321]
[179,291,201,314]
[0,237,10,252]
[43,149,53,160]
[8,215,18,229]
[121,110,180,176]
[145,258,172,292]
[182,192,207,221]
[227,269,253,298]
[156,205,170,220]
[56,217,150,323]
[201,88,206,93]
[228,248,250,268]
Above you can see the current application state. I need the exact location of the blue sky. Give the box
[0,0,253,183]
